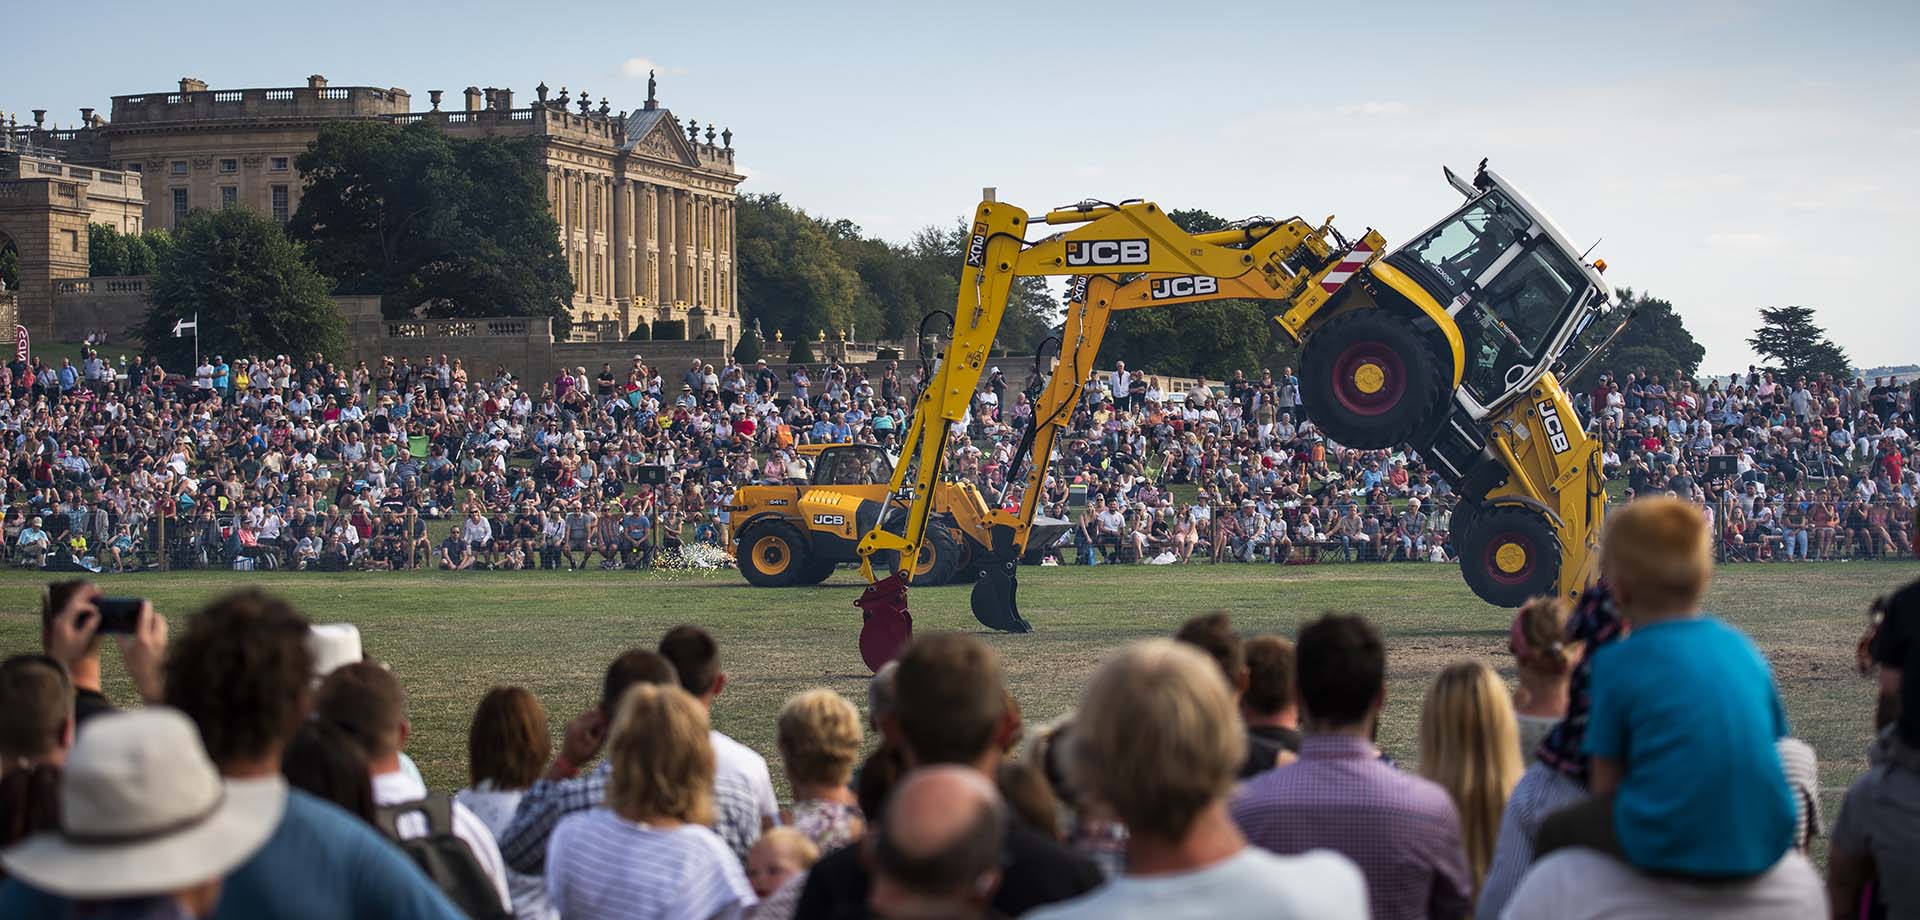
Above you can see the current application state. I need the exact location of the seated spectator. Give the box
[496,649,680,875]
[316,661,514,918]
[797,633,1102,919]
[1172,612,1288,778]
[660,625,781,860]
[1230,613,1473,920]
[545,683,756,920]
[1535,497,1795,879]
[0,708,286,919]
[865,766,1008,920]
[1240,634,1302,767]
[747,827,820,920]
[40,580,167,725]
[1418,661,1523,899]
[1508,596,1579,762]
[457,686,558,920]
[1028,639,1367,920]
[777,689,866,851]
[0,654,72,852]
[281,719,378,826]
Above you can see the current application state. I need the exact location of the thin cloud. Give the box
[1334,101,1410,117]
[619,57,684,79]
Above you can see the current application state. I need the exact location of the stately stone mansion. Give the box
[0,73,743,345]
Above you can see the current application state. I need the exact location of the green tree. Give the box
[141,208,345,369]
[1748,305,1853,382]
[1566,287,1705,387]
[787,337,815,364]
[89,224,128,276]
[736,194,859,343]
[731,325,762,364]
[289,121,573,334]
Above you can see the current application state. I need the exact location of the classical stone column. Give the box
[612,178,630,301]
[662,186,680,303]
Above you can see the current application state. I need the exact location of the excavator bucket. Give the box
[856,571,913,672]
[970,525,1033,634]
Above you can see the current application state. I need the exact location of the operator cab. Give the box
[1385,163,1615,419]
[811,444,895,486]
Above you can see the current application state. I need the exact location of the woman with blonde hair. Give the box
[1509,596,1581,763]
[1419,660,1523,901]
[775,688,865,852]
[545,684,754,920]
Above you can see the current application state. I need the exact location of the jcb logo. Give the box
[1149,276,1219,300]
[813,513,846,527]
[1537,400,1571,454]
[1065,239,1149,267]
[965,222,988,268]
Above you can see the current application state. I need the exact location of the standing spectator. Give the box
[777,689,866,851]
[281,719,379,826]
[457,686,559,920]
[658,625,781,860]
[1028,640,1367,920]
[0,708,285,919]
[0,654,72,852]
[544,683,756,920]
[40,580,167,725]
[1172,612,1288,777]
[315,662,514,918]
[1829,577,1920,918]
[0,590,464,919]
[495,649,680,875]
[1418,661,1523,899]
[1231,613,1473,920]
[1241,635,1303,767]
[1535,497,1796,879]
[866,767,1009,920]
[1509,597,1578,763]
[796,633,1102,920]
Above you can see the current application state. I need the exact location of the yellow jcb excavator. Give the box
[852,161,1634,655]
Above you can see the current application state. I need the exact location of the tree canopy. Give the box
[1749,305,1853,383]
[1565,287,1705,387]
[735,195,1054,357]
[88,224,173,277]
[289,121,574,335]
[141,208,345,369]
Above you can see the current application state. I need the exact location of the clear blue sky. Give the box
[7,0,1916,371]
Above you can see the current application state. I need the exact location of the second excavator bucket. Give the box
[970,525,1033,634]
[856,571,913,673]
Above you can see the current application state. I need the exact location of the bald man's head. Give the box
[868,766,1006,918]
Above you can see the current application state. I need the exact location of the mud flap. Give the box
[856,571,913,672]
[969,525,1033,634]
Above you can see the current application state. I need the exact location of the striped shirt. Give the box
[1230,734,1472,920]
[545,809,754,920]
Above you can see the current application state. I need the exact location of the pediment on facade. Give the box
[621,110,698,166]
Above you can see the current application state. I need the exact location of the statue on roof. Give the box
[646,70,658,108]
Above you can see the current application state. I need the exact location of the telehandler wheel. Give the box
[1301,310,1449,449]
[1459,506,1561,608]
[883,526,963,586]
[737,521,811,587]
[796,556,839,586]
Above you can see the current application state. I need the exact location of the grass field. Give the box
[2,559,1914,857]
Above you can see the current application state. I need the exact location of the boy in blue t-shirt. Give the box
[1544,496,1795,878]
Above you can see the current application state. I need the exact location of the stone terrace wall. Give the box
[51,276,149,341]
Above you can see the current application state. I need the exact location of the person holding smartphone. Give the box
[40,580,167,726]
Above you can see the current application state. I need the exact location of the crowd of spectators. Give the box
[5,494,1918,917]
[0,343,1912,575]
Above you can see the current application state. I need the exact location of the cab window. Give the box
[1459,245,1586,406]
[814,447,891,485]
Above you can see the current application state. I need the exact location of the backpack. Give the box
[374,793,510,920]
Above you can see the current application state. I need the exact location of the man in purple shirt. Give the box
[1230,614,1472,920]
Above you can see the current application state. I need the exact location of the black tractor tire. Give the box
[1448,462,1511,546]
[1458,505,1561,608]
[796,556,839,586]
[1301,309,1451,449]
[884,525,964,586]
[737,521,811,588]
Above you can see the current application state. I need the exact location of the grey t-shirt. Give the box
[1025,847,1368,920]
[1832,728,1920,917]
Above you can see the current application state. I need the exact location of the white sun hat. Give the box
[1,708,285,899]
[306,623,363,687]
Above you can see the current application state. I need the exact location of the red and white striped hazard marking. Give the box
[1318,242,1375,293]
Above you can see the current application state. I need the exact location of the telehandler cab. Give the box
[847,161,1632,655]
